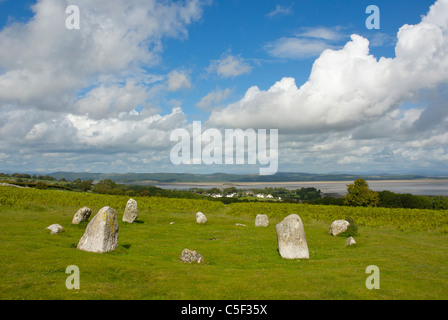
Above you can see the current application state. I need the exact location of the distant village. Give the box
[207,190,281,200]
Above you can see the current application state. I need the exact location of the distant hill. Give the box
[48,171,433,183]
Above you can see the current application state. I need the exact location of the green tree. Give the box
[91,179,117,194]
[70,179,93,192]
[343,178,380,207]
[378,190,402,208]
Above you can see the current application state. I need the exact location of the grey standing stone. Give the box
[123,198,138,223]
[180,249,204,264]
[72,207,92,224]
[77,207,119,253]
[276,214,309,259]
[196,212,207,224]
[329,220,350,236]
[255,214,269,227]
[345,237,357,246]
[46,224,64,234]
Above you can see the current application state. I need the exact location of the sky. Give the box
[0,0,447,176]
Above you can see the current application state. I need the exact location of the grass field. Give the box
[0,186,447,300]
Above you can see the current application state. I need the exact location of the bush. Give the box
[35,181,48,190]
[339,217,358,237]
[109,188,124,196]
[139,190,151,197]
[125,190,136,197]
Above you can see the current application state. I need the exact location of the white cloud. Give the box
[66,107,186,150]
[167,70,192,91]
[0,153,9,161]
[210,0,448,132]
[265,37,339,59]
[77,81,151,119]
[296,26,345,41]
[206,0,448,173]
[267,5,292,18]
[196,88,232,110]
[207,53,252,78]
[0,0,204,111]
[19,106,187,153]
[0,0,207,172]
[265,26,346,59]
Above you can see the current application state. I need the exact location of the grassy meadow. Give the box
[0,186,447,300]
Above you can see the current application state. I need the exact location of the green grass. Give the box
[1,199,448,300]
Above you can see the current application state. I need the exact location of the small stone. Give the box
[235,223,246,227]
[255,214,269,227]
[123,198,138,223]
[46,224,64,234]
[180,249,204,264]
[329,220,350,236]
[72,207,92,224]
[196,212,207,224]
[170,222,175,225]
[345,237,357,246]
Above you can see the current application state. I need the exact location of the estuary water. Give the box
[150,179,448,196]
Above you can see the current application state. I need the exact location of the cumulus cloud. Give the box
[196,88,232,110]
[167,70,192,91]
[207,52,252,78]
[206,0,448,173]
[210,1,448,132]
[0,0,204,111]
[14,106,187,155]
[76,81,151,120]
[0,0,206,172]
[66,107,187,151]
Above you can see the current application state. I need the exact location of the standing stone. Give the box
[329,220,350,236]
[77,207,119,253]
[345,237,357,246]
[123,198,138,223]
[46,224,64,234]
[255,214,269,227]
[196,212,207,224]
[72,207,92,224]
[180,249,204,264]
[276,214,309,259]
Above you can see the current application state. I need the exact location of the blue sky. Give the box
[0,0,447,175]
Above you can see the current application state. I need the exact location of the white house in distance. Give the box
[256,194,274,199]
